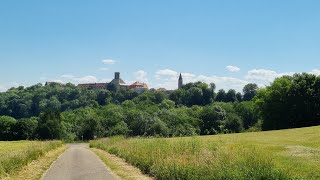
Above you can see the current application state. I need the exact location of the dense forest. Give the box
[0,73,319,141]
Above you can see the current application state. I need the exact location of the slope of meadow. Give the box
[91,126,320,180]
[0,141,63,179]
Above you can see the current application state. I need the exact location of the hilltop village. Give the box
[75,72,183,93]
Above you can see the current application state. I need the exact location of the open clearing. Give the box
[91,126,320,179]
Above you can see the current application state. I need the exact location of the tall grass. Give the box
[91,137,289,180]
[0,141,63,178]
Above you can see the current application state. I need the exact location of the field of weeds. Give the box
[91,126,320,179]
[0,141,63,179]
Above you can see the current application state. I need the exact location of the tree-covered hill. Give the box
[0,73,319,141]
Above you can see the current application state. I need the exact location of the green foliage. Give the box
[243,83,259,101]
[215,89,226,102]
[225,89,237,102]
[234,101,259,129]
[170,82,215,106]
[110,121,130,136]
[1,73,319,140]
[37,111,63,140]
[0,116,17,140]
[225,113,243,133]
[200,105,226,135]
[15,117,38,140]
[255,73,320,130]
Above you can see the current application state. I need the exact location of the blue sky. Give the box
[1,0,320,92]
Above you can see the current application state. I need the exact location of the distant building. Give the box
[109,72,128,91]
[78,72,151,93]
[129,81,149,93]
[78,72,129,91]
[178,73,183,89]
[78,83,107,89]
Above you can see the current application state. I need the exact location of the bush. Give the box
[0,116,17,140]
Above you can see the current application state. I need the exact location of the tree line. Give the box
[0,73,319,140]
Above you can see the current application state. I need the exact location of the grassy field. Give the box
[0,141,63,179]
[91,126,320,180]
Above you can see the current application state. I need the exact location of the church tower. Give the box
[178,73,183,89]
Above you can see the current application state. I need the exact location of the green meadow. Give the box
[0,141,63,179]
[91,126,320,180]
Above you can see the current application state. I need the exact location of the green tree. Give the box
[110,121,130,136]
[236,92,242,102]
[15,117,38,140]
[0,116,17,140]
[225,113,243,133]
[159,99,175,109]
[96,89,112,106]
[243,83,259,101]
[200,105,226,135]
[234,101,259,129]
[37,111,62,139]
[215,89,226,102]
[255,76,292,130]
[147,118,169,137]
[187,87,203,106]
[225,89,237,102]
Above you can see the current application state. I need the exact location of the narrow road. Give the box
[43,144,117,180]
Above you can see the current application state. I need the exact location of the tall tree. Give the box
[225,89,237,102]
[236,92,242,102]
[37,111,62,139]
[0,116,17,140]
[243,83,259,101]
[215,89,226,102]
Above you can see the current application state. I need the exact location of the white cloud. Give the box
[226,65,240,72]
[0,82,21,92]
[99,68,109,71]
[181,73,196,79]
[102,59,116,65]
[155,69,178,80]
[310,69,320,76]
[0,85,6,92]
[99,78,112,83]
[52,75,98,84]
[51,80,64,83]
[61,74,75,79]
[154,69,249,91]
[245,69,294,82]
[246,69,278,82]
[134,70,148,82]
[73,76,98,84]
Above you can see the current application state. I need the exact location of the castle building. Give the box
[129,81,149,93]
[178,73,183,89]
[109,72,127,91]
[78,72,149,93]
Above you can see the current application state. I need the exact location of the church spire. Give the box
[178,73,183,89]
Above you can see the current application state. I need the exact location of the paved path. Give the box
[43,144,117,180]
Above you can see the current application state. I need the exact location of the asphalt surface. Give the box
[43,144,117,180]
